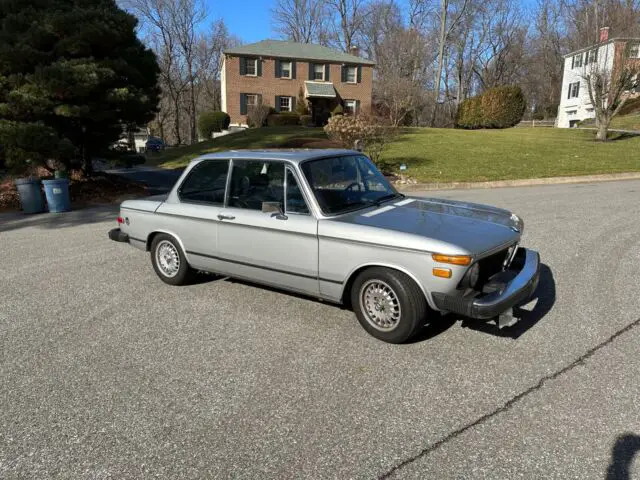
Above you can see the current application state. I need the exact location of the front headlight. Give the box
[510,213,524,234]
[460,263,480,289]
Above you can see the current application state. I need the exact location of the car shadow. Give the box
[606,433,640,480]
[458,263,556,339]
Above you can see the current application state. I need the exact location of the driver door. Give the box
[215,160,319,295]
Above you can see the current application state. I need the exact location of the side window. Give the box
[229,160,284,210]
[286,169,310,214]
[178,160,229,205]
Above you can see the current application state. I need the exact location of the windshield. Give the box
[301,155,400,215]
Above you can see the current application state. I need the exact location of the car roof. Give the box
[192,149,362,165]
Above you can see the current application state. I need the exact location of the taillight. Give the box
[117,216,124,224]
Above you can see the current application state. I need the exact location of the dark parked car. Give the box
[145,137,165,152]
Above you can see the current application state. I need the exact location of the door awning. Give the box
[304,81,337,98]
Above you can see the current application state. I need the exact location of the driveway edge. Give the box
[398,172,640,191]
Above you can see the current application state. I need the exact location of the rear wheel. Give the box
[150,233,195,285]
[351,267,428,343]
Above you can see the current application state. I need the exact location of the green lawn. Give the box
[610,114,640,131]
[149,126,640,183]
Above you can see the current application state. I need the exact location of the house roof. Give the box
[564,37,640,57]
[304,81,337,98]
[225,40,376,65]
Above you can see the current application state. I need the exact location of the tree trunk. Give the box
[596,120,609,141]
[430,0,448,127]
[173,97,182,145]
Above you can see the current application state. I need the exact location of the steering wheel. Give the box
[345,182,362,192]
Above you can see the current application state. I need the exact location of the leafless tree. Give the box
[582,53,639,140]
[271,0,328,43]
[358,0,403,61]
[325,0,370,52]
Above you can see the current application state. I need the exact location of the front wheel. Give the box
[150,233,195,285]
[351,267,428,343]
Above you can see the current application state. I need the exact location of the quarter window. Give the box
[286,169,309,214]
[178,160,229,205]
[279,96,292,112]
[346,66,357,83]
[228,160,284,211]
[313,64,325,81]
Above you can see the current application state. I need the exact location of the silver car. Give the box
[109,150,540,343]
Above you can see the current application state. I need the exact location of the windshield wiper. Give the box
[373,193,404,206]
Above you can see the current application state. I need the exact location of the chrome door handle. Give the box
[217,214,235,221]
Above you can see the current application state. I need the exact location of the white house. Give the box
[557,28,640,128]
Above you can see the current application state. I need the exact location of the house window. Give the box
[279,96,292,112]
[280,61,292,78]
[245,58,257,76]
[587,49,598,63]
[313,64,325,81]
[572,53,583,69]
[246,94,258,109]
[567,82,580,99]
[629,42,640,58]
[567,110,577,115]
[344,100,357,115]
[346,66,357,83]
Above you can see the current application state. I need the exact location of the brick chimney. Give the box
[600,26,610,42]
[349,45,360,57]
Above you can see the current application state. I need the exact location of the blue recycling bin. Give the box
[42,178,71,213]
[15,178,45,214]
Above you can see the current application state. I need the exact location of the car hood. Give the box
[325,196,522,256]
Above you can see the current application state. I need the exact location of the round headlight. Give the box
[468,263,480,288]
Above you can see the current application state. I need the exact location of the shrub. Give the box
[247,99,272,127]
[545,104,559,118]
[108,152,146,168]
[300,114,313,126]
[324,114,397,167]
[198,111,230,138]
[296,87,309,115]
[331,104,344,116]
[455,86,526,129]
[267,112,301,126]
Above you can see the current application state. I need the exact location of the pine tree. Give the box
[0,0,160,174]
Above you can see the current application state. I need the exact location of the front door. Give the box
[215,160,319,295]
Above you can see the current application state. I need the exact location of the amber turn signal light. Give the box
[432,267,452,278]
[432,254,472,266]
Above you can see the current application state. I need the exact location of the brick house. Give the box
[221,40,375,126]
[557,27,640,128]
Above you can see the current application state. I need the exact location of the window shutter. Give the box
[257,93,262,105]
[576,83,580,97]
[292,61,296,79]
[240,93,247,115]
[341,65,347,82]
[275,59,280,78]
[257,58,262,76]
[357,65,362,83]
[291,96,296,112]
[240,57,246,75]
[355,100,360,114]
[308,63,314,80]
[325,64,330,81]
[275,96,281,113]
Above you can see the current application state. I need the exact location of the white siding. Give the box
[221,56,227,114]
[557,42,615,128]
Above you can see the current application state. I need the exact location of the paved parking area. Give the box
[2,180,640,479]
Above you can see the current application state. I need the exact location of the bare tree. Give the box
[582,51,639,140]
[326,0,370,52]
[271,0,327,43]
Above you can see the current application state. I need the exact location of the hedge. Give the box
[455,86,526,129]
[299,114,312,126]
[267,112,301,126]
[198,111,231,138]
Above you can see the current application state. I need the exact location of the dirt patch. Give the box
[0,168,147,212]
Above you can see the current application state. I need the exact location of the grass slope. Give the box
[149,126,640,183]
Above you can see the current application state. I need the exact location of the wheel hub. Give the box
[360,280,401,332]
[156,240,180,278]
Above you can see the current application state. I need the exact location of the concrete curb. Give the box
[397,172,640,191]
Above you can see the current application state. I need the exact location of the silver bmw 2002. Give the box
[109,149,540,343]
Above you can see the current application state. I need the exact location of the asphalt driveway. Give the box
[2,180,640,478]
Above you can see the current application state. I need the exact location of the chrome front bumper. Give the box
[432,248,541,320]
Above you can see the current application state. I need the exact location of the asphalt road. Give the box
[2,179,640,479]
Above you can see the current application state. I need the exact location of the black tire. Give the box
[351,267,428,343]
[150,233,195,286]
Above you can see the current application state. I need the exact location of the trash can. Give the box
[42,178,71,213]
[15,178,45,214]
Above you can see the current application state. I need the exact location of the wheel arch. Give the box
[146,229,188,256]
[340,263,434,310]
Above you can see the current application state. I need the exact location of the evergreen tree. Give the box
[0,0,160,173]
